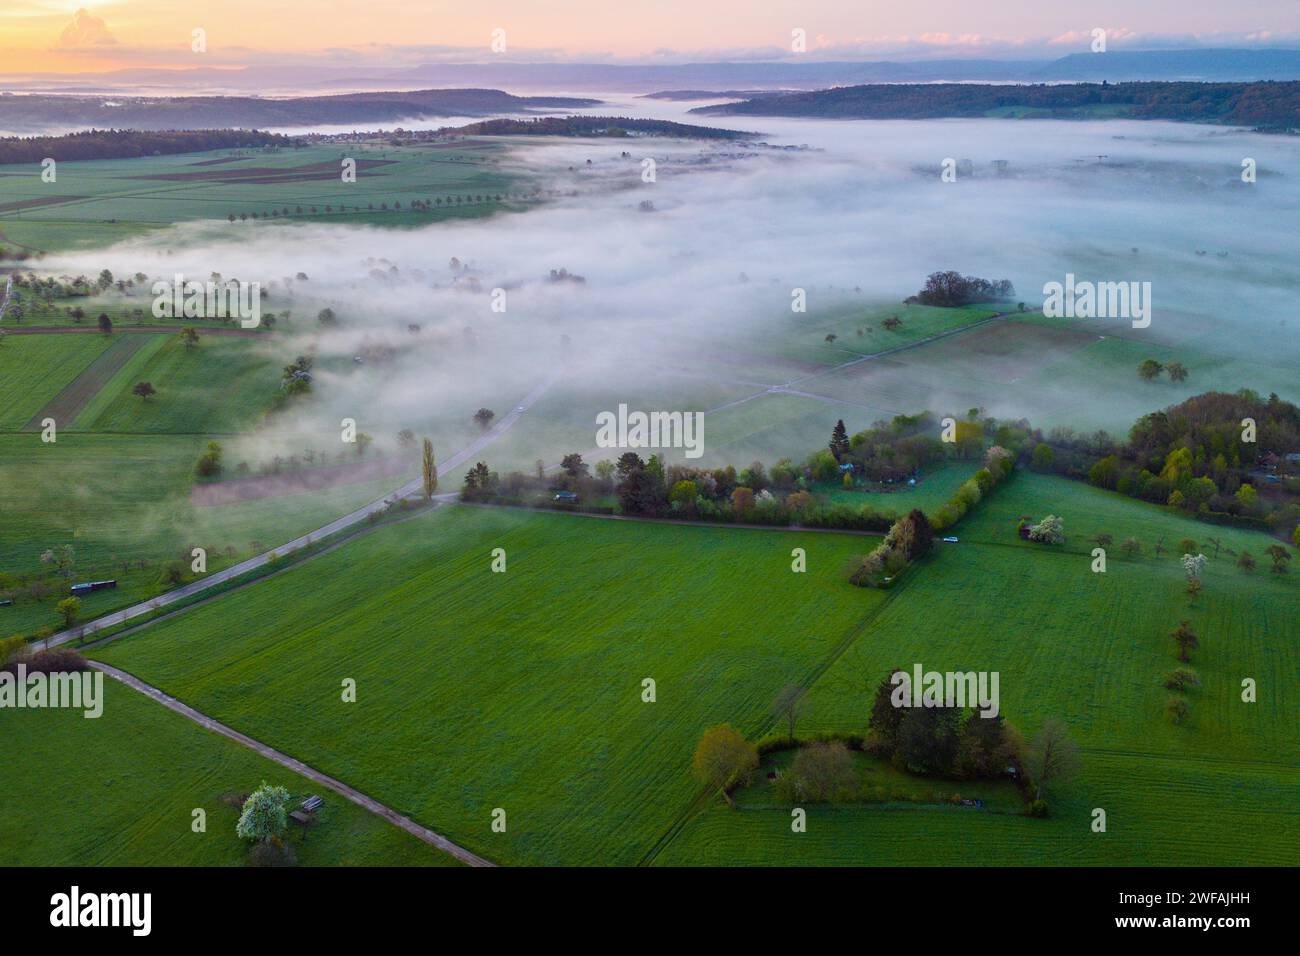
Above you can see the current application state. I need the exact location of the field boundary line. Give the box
[44,371,558,648]
[90,660,496,867]
[637,577,910,866]
[23,333,152,430]
[453,500,885,537]
[78,505,439,653]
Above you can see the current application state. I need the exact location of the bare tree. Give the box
[1024,717,1080,801]
[771,684,806,742]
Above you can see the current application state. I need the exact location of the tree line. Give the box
[0,129,296,165]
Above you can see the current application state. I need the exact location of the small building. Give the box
[70,579,117,596]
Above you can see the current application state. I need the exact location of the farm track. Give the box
[637,572,913,866]
[46,371,557,648]
[23,333,151,430]
[91,659,494,867]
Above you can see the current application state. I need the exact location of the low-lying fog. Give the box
[42,94,1300,470]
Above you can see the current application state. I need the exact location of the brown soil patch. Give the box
[24,333,150,430]
[192,455,412,506]
[0,195,88,213]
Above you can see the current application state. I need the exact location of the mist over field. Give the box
[42,101,1300,468]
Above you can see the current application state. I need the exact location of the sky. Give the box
[1,0,1298,75]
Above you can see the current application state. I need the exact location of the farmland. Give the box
[84,473,1298,867]
[0,332,113,429]
[0,141,527,253]
[0,678,457,866]
[90,506,883,866]
[660,472,1300,865]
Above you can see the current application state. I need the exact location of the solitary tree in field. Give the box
[1264,544,1291,574]
[1024,717,1080,801]
[771,684,806,743]
[132,381,156,401]
[1137,358,1163,381]
[1165,361,1188,383]
[56,596,80,629]
[236,782,290,844]
[421,438,437,500]
[692,725,758,807]
[473,407,495,431]
[1237,550,1256,572]
[97,313,112,335]
[179,327,200,349]
[1094,532,1114,549]
[1170,620,1199,663]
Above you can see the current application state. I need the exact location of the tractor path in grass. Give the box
[91,660,494,867]
[23,333,152,430]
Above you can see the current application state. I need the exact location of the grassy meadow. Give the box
[0,141,526,254]
[660,472,1299,865]
[90,506,882,866]
[0,679,458,866]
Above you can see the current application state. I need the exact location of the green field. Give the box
[75,335,281,433]
[0,431,413,634]
[90,506,882,866]
[0,678,458,866]
[660,472,1299,865]
[813,460,980,514]
[0,333,113,429]
[0,142,526,253]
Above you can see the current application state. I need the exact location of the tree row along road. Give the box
[46,371,558,648]
[92,660,495,867]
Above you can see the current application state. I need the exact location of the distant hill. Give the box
[8,49,1300,96]
[1035,49,1300,82]
[0,129,296,165]
[444,116,754,139]
[0,89,600,134]
[694,81,1300,130]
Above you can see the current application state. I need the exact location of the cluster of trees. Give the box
[1034,391,1300,539]
[931,444,1017,531]
[906,271,1015,307]
[0,129,294,165]
[693,675,1081,815]
[867,673,1024,781]
[194,440,224,478]
[460,409,1031,533]
[848,509,933,587]
[1137,358,1189,383]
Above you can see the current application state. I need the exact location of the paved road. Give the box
[48,372,557,648]
[0,277,11,322]
[92,661,494,867]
